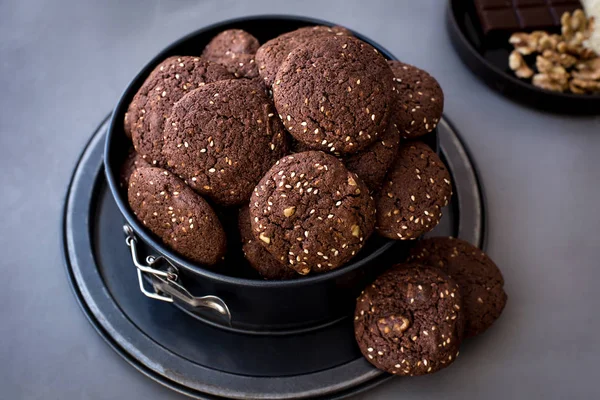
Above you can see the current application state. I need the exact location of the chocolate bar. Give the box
[474,0,581,34]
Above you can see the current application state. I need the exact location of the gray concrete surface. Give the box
[1,0,599,399]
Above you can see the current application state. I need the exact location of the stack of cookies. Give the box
[122,25,448,275]
[121,23,507,378]
[355,237,507,376]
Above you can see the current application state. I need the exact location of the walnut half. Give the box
[532,74,568,92]
[509,51,534,79]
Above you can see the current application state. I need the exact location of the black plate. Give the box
[62,114,485,400]
[447,0,600,115]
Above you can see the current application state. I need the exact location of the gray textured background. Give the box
[1,0,599,399]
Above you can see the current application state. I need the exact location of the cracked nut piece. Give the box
[509,51,534,79]
[538,34,561,52]
[377,315,411,336]
[572,58,600,81]
[570,78,600,93]
[509,32,543,55]
[535,56,569,84]
[569,80,587,94]
[541,50,578,68]
[532,73,568,92]
[561,10,591,43]
[557,41,597,60]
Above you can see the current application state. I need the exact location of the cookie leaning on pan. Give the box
[124,56,233,163]
[375,141,451,240]
[388,61,444,139]
[408,237,507,337]
[128,167,226,265]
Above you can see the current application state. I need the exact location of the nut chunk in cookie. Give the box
[273,35,395,155]
[128,167,226,265]
[250,151,375,275]
[354,265,464,376]
[161,79,289,206]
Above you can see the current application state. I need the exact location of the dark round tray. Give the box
[446,0,600,115]
[62,114,485,400]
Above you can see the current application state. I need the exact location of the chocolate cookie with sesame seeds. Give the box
[273,35,395,155]
[238,205,298,280]
[341,121,401,192]
[293,121,401,192]
[120,147,150,189]
[354,265,464,376]
[201,29,260,79]
[128,167,226,265]
[161,79,289,206]
[124,56,233,163]
[388,61,444,139]
[255,25,352,87]
[408,237,507,337]
[375,141,452,240]
[250,151,375,275]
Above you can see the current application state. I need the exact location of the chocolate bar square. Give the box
[473,0,581,35]
[514,0,546,6]
[516,6,556,30]
[476,0,512,10]
[547,0,580,5]
[479,9,521,33]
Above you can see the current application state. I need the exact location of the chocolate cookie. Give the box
[201,29,260,79]
[388,61,444,139]
[128,167,226,265]
[294,122,400,192]
[273,35,395,155]
[124,56,233,163]
[375,142,451,240]
[238,205,298,280]
[120,148,150,188]
[408,237,507,337]
[250,151,375,275]
[255,25,352,87]
[161,79,289,206]
[354,265,464,376]
[342,122,401,191]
